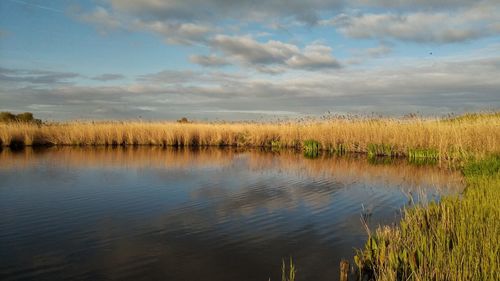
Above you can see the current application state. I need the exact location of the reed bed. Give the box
[355,155,500,281]
[1,112,499,159]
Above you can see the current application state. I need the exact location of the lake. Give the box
[0,147,463,281]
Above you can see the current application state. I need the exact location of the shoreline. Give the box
[354,155,499,281]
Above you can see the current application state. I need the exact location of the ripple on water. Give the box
[0,147,463,281]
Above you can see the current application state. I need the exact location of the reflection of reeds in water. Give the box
[0,147,236,170]
[0,112,498,159]
[0,147,463,193]
[244,151,463,192]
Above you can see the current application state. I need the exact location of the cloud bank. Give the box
[2,54,498,119]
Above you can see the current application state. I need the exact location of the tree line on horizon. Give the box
[0,111,42,124]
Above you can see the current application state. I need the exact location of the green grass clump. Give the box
[407,157,438,166]
[271,140,282,148]
[303,139,321,158]
[408,148,439,160]
[463,155,500,177]
[368,144,395,157]
[303,139,321,151]
[407,148,440,165]
[281,258,296,281]
[354,155,500,281]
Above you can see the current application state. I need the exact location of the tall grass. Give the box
[1,112,499,159]
[354,155,500,281]
[281,258,296,281]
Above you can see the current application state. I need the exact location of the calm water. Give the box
[0,147,463,281]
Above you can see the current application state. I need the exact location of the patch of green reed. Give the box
[303,139,321,158]
[281,258,296,281]
[303,139,320,151]
[354,155,500,281]
[328,143,347,155]
[408,148,439,160]
[367,144,396,157]
[303,139,321,151]
[407,148,439,166]
[407,157,438,166]
[271,140,283,151]
[463,155,500,177]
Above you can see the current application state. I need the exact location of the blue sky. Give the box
[0,0,499,120]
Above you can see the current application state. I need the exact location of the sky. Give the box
[0,0,499,120]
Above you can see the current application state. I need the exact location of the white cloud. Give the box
[133,20,212,45]
[0,67,79,84]
[2,54,499,119]
[286,44,341,69]
[211,35,299,65]
[79,6,121,33]
[91,73,125,81]
[108,0,343,24]
[201,109,298,115]
[322,1,500,43]
[189,55,228,67]
[346,43,393,64]
[209,35,341,71]
[353,0,477,9]
[77,6,214,44]
[364,44,392,57]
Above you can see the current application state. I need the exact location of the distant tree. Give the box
[16,112,34,122]
[177,117,189,123]
[0,112,16,122]
[0,111,42,124]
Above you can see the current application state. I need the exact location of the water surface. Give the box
[0,147,463,281]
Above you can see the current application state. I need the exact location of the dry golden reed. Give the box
[1,112,499,159]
